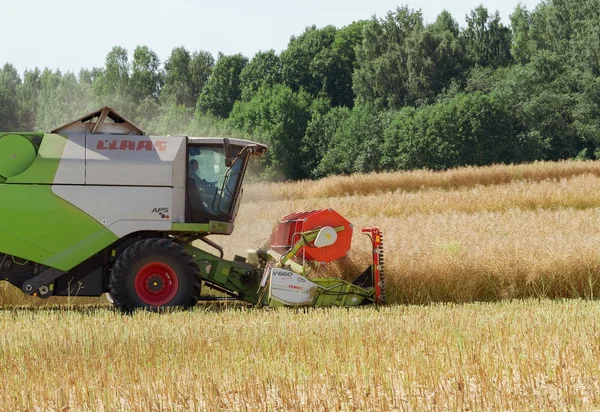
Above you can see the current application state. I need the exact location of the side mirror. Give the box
[224,138,233,167]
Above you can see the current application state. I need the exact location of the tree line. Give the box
[2,0,600,180]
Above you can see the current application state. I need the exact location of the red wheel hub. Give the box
[134,262,179,306]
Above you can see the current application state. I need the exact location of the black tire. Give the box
[109,238,200,312]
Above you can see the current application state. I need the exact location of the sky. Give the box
[2,0,541,76]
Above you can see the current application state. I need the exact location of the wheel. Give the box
[109,238,201,312]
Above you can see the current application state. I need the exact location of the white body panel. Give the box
[269,268,319,306]
[171,188,186,223]
[50,131,265,229]
[52,186,173,237]
[54,134,86,184]
[85,135,187,187]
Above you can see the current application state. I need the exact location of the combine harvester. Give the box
[0,107,384,310]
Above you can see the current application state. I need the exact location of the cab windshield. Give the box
[186,145,246,222]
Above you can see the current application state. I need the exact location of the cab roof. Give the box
[187,136,268,155]
[50,106,144,135]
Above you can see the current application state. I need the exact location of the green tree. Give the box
[353,7,425,108]
[462,6,512,68]
[405,11,467,104]
[317,104,392,175]
[131,45,163,102]
[37,70,95,130]
[197,53,248,118]
[79,67,102,87]
[281,25,337,96]
[146,104,193,136]
[162,47,214,107]
[306,106,351,178]
[0,63,21,131]
[92,46,132,111]
[298,97,334,177]
[384,92,519,170]
[572,72,600,157]
[281,22,365,108]
[239,50,282,101]
[17,68,41,130]
[188,50,214,102]
[229,84,315,179]
[162,47,192,106]
[530,0,600,75]
[491,52,583,160]
[510,5,533,64]
[313,21,366,107]
[353,7,466,108]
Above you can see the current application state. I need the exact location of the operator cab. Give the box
[186,137,266,224]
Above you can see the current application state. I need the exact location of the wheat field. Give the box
[3,159,600,305]
[223,160,600,304]
[3,160,600,410]
[1,300,599,410]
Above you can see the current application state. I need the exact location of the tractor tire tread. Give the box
[109,238,201,312]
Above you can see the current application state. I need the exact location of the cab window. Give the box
[186,145,246,223]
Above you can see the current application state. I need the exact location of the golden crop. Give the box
[4,159,600,305]
[244,159,600,201]
[1,301,599,410]
[224,160,600,304]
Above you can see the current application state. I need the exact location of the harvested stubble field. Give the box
[3,159,600,410]
[1,300,600,410]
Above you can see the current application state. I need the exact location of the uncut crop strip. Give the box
[0,301,599,410]
[223,206,600,304]
[246,174,600,218]
[218,174,600,304]
[244,159,600,202]
[4,163,600,307]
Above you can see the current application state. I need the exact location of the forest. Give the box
[1,0,599,180]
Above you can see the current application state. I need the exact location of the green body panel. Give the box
[0,135,37,178]
[309,278,373,307]
[0,185,118,271]
[172,223,210,233]
[183,244,262,304]
[0,133,44,183]
[0,132,44,145]
[172,221,233,235]
[208,221,234,234]
[0,131,117,271]
[8,133,67,184]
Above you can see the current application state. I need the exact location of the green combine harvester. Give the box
[0,107,384,311]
